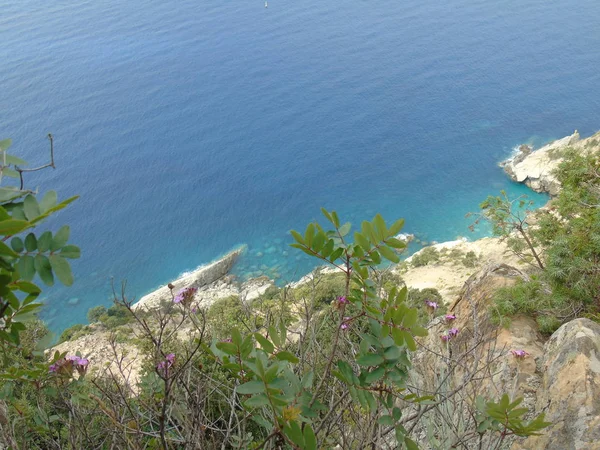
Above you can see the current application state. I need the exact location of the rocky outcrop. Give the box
[501,131,580,196]
[409,263,600,450]
[133,247,245,309]
[515,319,600,450]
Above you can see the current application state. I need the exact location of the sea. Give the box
[1,0,599,333]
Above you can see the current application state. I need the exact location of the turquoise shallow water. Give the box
[0,0,598,332]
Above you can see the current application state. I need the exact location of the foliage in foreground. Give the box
[0,138,550,448]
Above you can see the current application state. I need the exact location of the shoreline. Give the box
[132,130,599,311]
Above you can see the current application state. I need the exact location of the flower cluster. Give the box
[334,295,349,308]
[441,327,460,342]
[511,349,530,359]
[157,353,175,377]
[49,355,89,377]
[445,314,456,322]
[174,286,198,307]
[425,300,438,312]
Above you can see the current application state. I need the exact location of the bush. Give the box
[87,305,107,323]
[207,296,247,338]
[411,246,440,267]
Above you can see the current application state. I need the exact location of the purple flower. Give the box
[49,355,89,376]
[511,349,529,359]
[445,314,456,322]
[425,300,438,311]
[157,353,175,377]
[337,296,349,305]
[173,286,198,307]
[441,334,450,342]
[448,328,459,338]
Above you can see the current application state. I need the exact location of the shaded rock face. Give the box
[515,319,600,450]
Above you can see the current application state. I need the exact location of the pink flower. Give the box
[425,300,438,311]
[49,355,89,376]
[511,349,529,359]
[448,328,459,338]
[445,314,456,322]
[174,287,198,306]
[340,317,351,330]
[441,335,450,342]
[157,353,175,377]
[337,296,348,305]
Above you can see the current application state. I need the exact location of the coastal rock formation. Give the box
[133,247,245,309]
[409,262,600,450]
[501,131,580,196]
[515,319,600,450]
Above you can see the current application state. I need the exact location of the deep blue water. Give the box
[1,0,599,333]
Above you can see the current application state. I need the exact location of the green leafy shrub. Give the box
[410,246,440,267]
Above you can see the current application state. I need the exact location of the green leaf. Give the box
[34,255,54,286]
[354,231,370,250]
[23,195,40,220]
[0,241,18,258]
[10,237,23,253]
[50,226,70,251]
[283,421,304,448]
[37,231,52,253]
[404,437,419,450]
[404,332,417,351]
[244,394,270,408]
[365,366,386,384]
[0,219,29,235]
[377,415,394,426]
[373,214,387,240]
[59,245,80,259]
[386,237,407,249]
[39,191,58,214]
[0,138,12,151]
[236,380,265,395]
[17,255,35,281]
[24,233,37,252]
[13,281,41,295]
[384,345,402,360]
[388,218,405,236]
[379,245,400,263]
[356,353,384,367]
[49,255,73,286]
[254,333,274,354]
[29,196,79,227]
[303,424,317,450]
[276,350,299,364]
[338,222,351,237]
[290,229,305,245]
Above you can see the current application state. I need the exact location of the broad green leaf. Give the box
[379,245,400,263]
[24,233,37,252]
[354,231,370,250]
[0,219,29,235]
[10,237,23,253]
[283,421,304,448]
[404,437,419,450]
[254,333,274,354]
[373,213,387,240]
[276,351,299,364]
[49,255,73,286]
[50,225,70,251]
[237,380,265,395]
[29,196,79,226]
[23,195,40,220]
[338,222,351,237]
[290,229,305,245]
[244,394,270,408]
[303,424,317,450]
[388,218,405,236]
[37,231,52,252]
[39,191,57,213]
[364,366,386,384]
[59,245,80,259]
[356,353,384,367]
[0,241,18,258]
[17,255,35,281]
[34,254,54,286]
[377,415,394,426]
[0,139,12,151]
